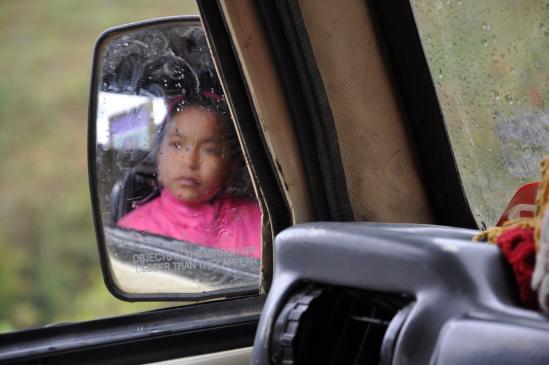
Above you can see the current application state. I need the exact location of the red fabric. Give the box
[496,227,538,309]
[496,182,539,226]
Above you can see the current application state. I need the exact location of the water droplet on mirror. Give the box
[481,39,488,47]
[504,95,514,105]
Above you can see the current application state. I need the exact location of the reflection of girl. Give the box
[117,96,261,258]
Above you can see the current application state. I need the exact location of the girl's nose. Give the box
[180,146,199,168]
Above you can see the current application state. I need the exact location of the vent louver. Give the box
[271,285,412,365]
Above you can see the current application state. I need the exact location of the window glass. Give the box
[410,0,548,227]
[0,0,198,333]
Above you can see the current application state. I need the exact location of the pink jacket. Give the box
[117,189,262,258]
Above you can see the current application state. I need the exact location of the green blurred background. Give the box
[0,0,198,333]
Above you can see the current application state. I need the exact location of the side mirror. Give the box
[88,17,262,301]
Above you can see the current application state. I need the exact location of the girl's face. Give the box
[158,106,230,203]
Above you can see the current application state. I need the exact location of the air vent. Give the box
[271,285,412,365]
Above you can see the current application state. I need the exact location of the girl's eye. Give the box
[203,145,221,155]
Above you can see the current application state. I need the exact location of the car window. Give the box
[410,0,548,228]
[0,0,198,334]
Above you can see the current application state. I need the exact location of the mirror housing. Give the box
[88,17,262,301]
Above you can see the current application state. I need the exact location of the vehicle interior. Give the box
[0,0,547,364]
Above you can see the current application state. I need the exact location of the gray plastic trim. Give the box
[251,222,549,364]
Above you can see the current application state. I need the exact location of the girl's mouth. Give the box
[175,176,199,187]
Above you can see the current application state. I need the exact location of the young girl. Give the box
[117,95,261,258]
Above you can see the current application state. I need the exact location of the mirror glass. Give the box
[91,18,262,298]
